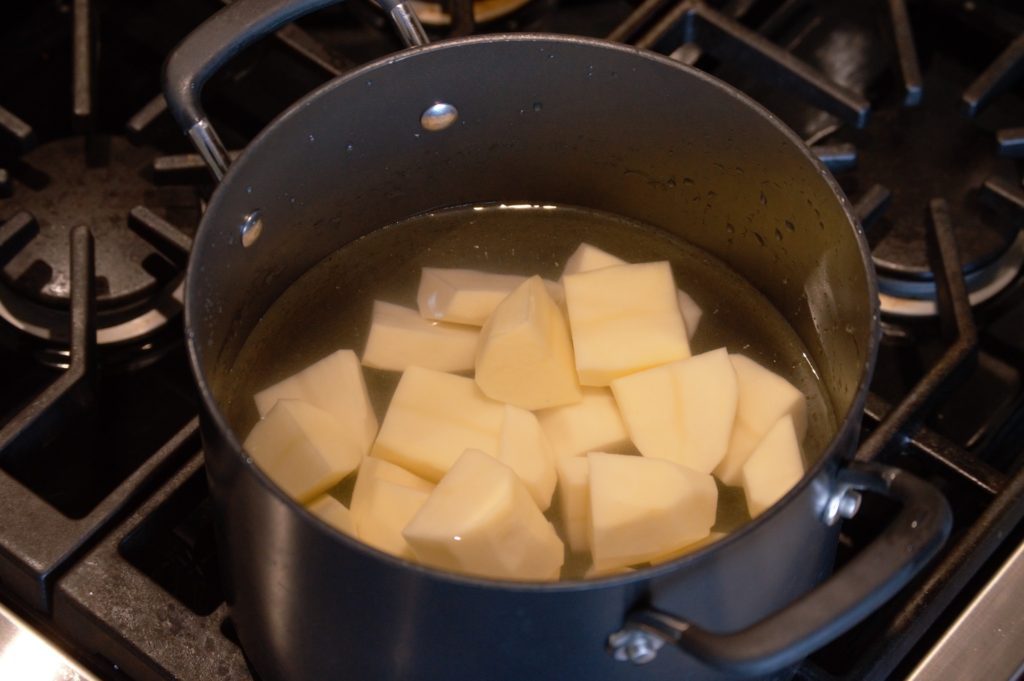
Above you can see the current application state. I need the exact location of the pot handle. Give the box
[163,0,427,181]
[608,461,951,676]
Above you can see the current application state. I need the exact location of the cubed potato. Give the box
[371,367,504,481]
[417,268,562,326]
[403,449,565,581]
[714,354,808,485]
[562,243,702,339]
[353,477,430,559]
[244,400,363,503]
[563,262,691,386]
[555,456,590,553]
[362,300,479,373]
[610,348,737,473]
[351,457,434,519]
[253,349,377,455]
[741,415,805,517]
[562,242,627,276]
[537,387,630,460]
[475,276,581,410]
[307,495,355,536]
[498,405,557,510]
[588,452,717,571]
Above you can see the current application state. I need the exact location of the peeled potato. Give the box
[254,349,377,455]
[562,243,702,339]
[714,354,807,485]
[475,275,582,410]
[611,348,737,473]
[354,477,430,559]
[563,262,691,386]
[244,399,363,503]
[351,457,434,519]
[741,414,805,517]
[403,449,565,580]
[417,268,563,326]
[537,387,630,460]
[555,456,590,553]
[498,405,557,511]
[307,495,356,536]
[588,452,717,571]
[371,367,505,482]
[362,300,478,373]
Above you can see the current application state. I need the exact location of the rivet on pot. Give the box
[240,210,263,248]
[420,102,458,132]
[823,487,863,526]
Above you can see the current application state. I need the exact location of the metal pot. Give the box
[165,1,952,679]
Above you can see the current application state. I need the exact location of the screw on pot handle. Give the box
[609,462,952,676]
[163,0,427,181]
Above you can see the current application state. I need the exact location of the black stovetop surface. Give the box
[1,1,1024,679]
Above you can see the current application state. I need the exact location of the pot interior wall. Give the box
[189,35,874,446]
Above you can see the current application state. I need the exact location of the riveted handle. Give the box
[163,0,427,180]
[611,462,951,676]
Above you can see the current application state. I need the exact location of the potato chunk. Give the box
[362,300,479,373]
[354,478,430,559]
[563,262,691,386]
[536,387,629,460]
[475,276,581,410]
[307,495,355,536]
[498,405,557,510]
[588,453,717,571]
[562,243,702,339]
[404,450,565,580]
[244,400,363,503]
[417,268,562,326]
[714,354,808,485]
[351,457,434,519]
[253,349,377,455]
[741,415,805,517]
[610,348,737,473]
[371,367,504,482]
[555,456,590,553]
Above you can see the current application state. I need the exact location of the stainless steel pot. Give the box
[165,1,951,679]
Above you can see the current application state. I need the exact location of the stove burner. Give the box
[0,136,196,346]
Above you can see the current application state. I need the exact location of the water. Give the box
[229,203,836,580]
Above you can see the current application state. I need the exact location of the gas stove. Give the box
[1,1,1023,679]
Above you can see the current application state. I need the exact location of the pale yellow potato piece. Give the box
[244,400,363,503]
[351,457,434,518]
[537,387,630,460]
[741,415,805,517]
[498,405,557,510]
[307,495,355,536]
[361,300,479,373]
[563,262,691,386]
[354,478,430,560]
[403,449,565,581]
[714,354,808,485]
[417,268,563,326]
[588,453,717,571]
[561,243,702,339]
[475,276,581,410]
[555,456,590,553]
[253,349,377,455]
[610,348,737,473]
[372,367,504,482]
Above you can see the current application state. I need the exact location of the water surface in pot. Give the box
[227,203,837,578]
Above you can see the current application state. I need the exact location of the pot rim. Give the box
[185,32,881,592]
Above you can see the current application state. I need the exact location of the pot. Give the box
[164,1,952,679]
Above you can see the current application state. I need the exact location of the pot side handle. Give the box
[609,462,952,676]
[162,0,427,181]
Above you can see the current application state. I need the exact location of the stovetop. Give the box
[1,1,1023,680]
